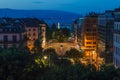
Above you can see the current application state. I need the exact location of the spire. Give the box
[58,22,60,29]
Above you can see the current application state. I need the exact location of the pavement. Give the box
[44,42,78,55]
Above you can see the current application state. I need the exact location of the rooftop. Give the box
[0,24,25,33]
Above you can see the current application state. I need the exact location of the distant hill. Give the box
[0,9,81,26]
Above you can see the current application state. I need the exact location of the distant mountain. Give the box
[0,9,81,26]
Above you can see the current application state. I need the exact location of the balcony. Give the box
[0,40,22,44]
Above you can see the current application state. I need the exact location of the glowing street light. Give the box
[43,55,51,67]
[44,56,48,60]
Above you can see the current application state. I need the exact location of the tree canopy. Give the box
[0,47,119,80]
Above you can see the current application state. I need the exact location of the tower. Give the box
[40,24,46,48]
[58,22,60,29]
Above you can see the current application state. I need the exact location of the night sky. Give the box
[0,0,120,14]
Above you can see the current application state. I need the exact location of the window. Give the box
[13,35,17,42]
[29,29,31,31]
[86,37,93,40]
[33,33,36,36]
[87,46,91,48]
[42,29,44,32]
[33,38,36,41]
[86,42,92,44]
[28,33,31,36]
[3,35,8,42]
[86,29,91,31]
[29,37,32,40]
[93,42,96,44]
[93,33,96,36]
[33,29,36,31]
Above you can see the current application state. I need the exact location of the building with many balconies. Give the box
[81,14,98,61]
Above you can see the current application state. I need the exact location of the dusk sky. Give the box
[0,0,120,14]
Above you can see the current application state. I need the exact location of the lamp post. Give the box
[43,55,50,67]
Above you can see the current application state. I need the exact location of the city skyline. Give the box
[0,0,120,14]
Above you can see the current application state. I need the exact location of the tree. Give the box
[61,27,70,38]
[33,39,43,54]
[0,46,32,80]
[42,48,58,66]
[100,51,113,64]
[51,23,57,31]
[65,48,84,64]
[46,23,57,41]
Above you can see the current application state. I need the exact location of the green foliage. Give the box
[0,47,120,80]
[65,48,84,58]
[61,27,70,37]
[65,48,84,64]
[0,47,30,79]
[100,51,113,64]
[55,28,70,42]
[42,48,58,66]
[46,23,57,41]
[33,39,43,54]
[46,25,70,42]
[0,47,46,80]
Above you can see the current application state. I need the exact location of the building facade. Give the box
[73,18,84,45]
[0,18,47,50]
[0,24,26,48]
[98,10,114,52]
[40,24,46,48]
[113,8,120,68]
[22,18,47,50]
[82,15,98,61]
[25,25,40,50]
[113,22,120,68]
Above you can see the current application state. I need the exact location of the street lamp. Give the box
[44,56,48,60]
[43,55,50,67]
